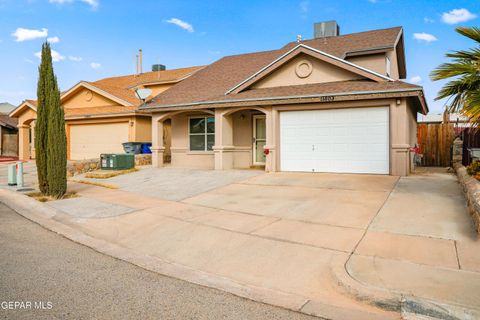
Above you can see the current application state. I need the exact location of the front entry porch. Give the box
[151,107,276,171]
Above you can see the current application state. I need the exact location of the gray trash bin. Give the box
[122,142,142,154]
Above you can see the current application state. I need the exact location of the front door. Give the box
[253,115,266,165]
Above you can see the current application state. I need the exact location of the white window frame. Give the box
[188,116,215,152]
[385,56,391,78]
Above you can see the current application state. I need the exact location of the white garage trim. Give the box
[280,107,389,174]
[69,122,129,160]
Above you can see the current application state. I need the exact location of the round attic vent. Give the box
[85,90,93,102]
[295,60,313,78]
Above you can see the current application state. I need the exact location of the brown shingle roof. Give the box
[87,66,204,107]
[19,67,203,118]
[144,27,408,110]
[0,114,18,128]
[282,27,402,57]
[92,66,203,91]
[205,80,421,102]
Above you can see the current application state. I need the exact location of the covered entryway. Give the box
[69,122,128,160]
[280,107,389,174]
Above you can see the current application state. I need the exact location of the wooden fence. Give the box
[462,128,480,166]
[417,123,455,166]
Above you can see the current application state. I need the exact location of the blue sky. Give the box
[0,0,478,113]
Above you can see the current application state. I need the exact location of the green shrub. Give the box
[467,160,480,176]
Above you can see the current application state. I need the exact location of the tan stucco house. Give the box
[11,66,202,161]
[141,24,427,176]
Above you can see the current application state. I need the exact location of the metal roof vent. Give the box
[314,21,340,38]
[152,64,166,72]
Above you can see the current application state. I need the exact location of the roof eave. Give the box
[9,100,37,118]
[65,111,150,120]
[61,81,135,107]
[394,30,407,79]
[142,87,424,112]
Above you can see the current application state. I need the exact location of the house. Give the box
[11,65,203,161]
[140,22,427,176]
[0,113,18,156]
[418,111,470,134]
[0,102,17,114]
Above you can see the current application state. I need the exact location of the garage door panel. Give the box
[280,107,389,174]
[70,122,129,160]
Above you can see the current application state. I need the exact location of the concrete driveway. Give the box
[13,167,480,318]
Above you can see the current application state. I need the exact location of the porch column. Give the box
[390,98,410,176]
[151,117,165,167]
[213,109,234,170]
[30,121,36,159]
[18,125,30,161]
[264,108,276,172]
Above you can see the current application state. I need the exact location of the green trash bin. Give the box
[101,154,134,170]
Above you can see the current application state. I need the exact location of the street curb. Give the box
[332,255,480,320]
[331,260,403,311]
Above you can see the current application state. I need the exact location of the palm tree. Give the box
[431,27,480,122]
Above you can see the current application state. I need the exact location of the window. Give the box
[189,117,215,151]
[385,56,391,77]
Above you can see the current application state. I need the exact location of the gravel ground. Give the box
[0,203,319,320]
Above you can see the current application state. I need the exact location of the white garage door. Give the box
[70,122,129,160]
[280,107,389,174]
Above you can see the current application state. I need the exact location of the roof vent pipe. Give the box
[135,54,139,77]
[314,21,340,38]
[139,49,143,74]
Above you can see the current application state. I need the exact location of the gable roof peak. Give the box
[225,42,393,95]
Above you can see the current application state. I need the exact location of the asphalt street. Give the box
[0,202,318,320]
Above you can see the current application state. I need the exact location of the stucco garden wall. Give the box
[454,163,480,235]
[66,154,152,177]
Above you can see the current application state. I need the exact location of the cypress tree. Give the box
[35,42,67,197]
[46,70,67,197]
[35,42,51,194]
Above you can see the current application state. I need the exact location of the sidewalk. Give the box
[0,167,479,319]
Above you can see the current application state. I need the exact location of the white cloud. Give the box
[165,18,194,32]
[34,49,65,62]
[49,0,73,3]
[68,56,82,62]
[80,0,98,8]
[90,62,101,69]
[442,8,477,24]
[409,75,422,83]
[24,58,34,64]
[47,36,60,43]
[300,1,309,13]
[12,27,48,42]
[413,32,438,42]
[424,17,434,23]
[49,0,98,9]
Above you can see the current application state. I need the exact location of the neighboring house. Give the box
[419,112,470,126]
[0,102,17,114]
[0,113,18,156]
[10,66,203,161]
[418,111,470,136]
[141,22,427,176]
